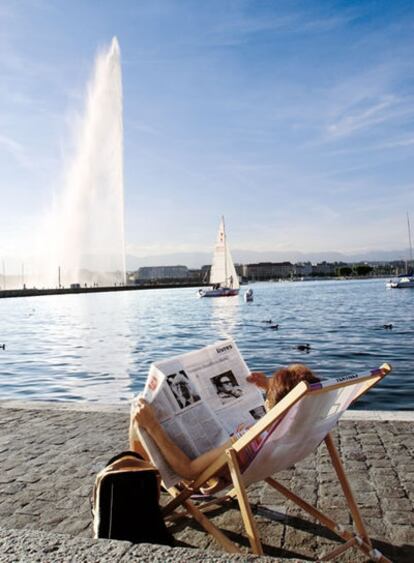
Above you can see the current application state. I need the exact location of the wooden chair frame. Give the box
[162,363,392,562]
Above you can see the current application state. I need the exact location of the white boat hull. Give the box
[386,276,414,288]
[198,287,240,298]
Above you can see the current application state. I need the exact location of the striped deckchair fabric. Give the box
[162,363,392,562]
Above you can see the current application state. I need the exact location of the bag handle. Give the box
[106,450,144,466]
[107,450,157,474]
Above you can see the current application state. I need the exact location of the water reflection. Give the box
[209,295,242,339]
[0,279,413,409]
[0,293,136,402]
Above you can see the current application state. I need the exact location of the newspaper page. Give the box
[134,339,265,487]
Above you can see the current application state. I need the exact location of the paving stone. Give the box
[390,525,414,544]
[380,497,412,511]
[0,502,16,518]
[0,402,412,562]
[375,486,406,498]
[363,516,387,535]
[317,496,348,510]
[0,475,16,485]
[0,482,26,495]
[384,510,414,526]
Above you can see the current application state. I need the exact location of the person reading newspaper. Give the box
[129,364,319,482]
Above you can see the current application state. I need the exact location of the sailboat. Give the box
[198,216,240,298]
[386,213,414,288]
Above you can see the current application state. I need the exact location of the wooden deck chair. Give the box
[162,363,392,562]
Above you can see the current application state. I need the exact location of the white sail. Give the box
[225,237,240,289]
[209,217,239,289]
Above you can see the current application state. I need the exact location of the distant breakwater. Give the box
[0,282,205,299]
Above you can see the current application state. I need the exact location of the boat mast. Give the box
[222,215,228,287]
[407,212,413,273]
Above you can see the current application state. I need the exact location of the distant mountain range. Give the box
[126,248,412,270]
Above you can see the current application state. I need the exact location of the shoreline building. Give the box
[241,262,294,281]
[133,265,189,282]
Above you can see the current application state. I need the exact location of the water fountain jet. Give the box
[34,37,126,289]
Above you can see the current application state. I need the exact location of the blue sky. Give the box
[1,0,414,265]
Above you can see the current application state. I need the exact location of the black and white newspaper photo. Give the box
[211,370,243,404]
[166,370,201,409]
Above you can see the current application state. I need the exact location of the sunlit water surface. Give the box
[0,279,413,410]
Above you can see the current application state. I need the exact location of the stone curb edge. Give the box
[0,400,413,421]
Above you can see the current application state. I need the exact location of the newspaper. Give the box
[132,339,265,487]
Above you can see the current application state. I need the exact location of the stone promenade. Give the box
[0,401,413,562]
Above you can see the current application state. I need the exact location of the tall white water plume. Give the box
[43,37,125,288]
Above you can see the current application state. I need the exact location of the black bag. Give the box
[92,451,173,545]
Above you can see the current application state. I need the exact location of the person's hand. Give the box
[246,371,269,391]
[132,398,158,431]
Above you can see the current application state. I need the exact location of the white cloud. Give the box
[326,95,411,138]
[209,7,358,44]
[0,134,26,165]
[377,137,414,149]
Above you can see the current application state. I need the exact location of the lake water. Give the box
[0,279,413,410]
